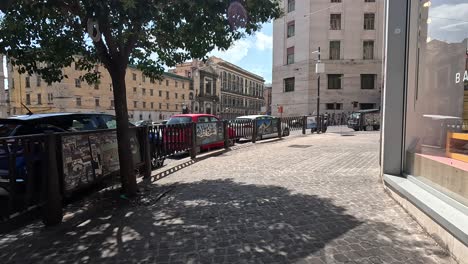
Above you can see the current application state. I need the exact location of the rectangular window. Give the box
[36,76,41,87]
[111,100,114,108]
[159,103,162,109]
[287,21,295,38]
[143,102,146,108]
[175,93,178,99]
[75,78,81,88]
[287,47,295,65]
[150,89,154,96]
[287,0,295,12]
[134,101,138,108]
[182,94,185,100]
[361,74,376,89]
[175,81,178,87]
[329,41,341,60]
[166,103,169,109]
[142,88,146,95]
[151,102,154,109]
[37,94,42,105]
[284,77,295,92]
[166,80,169,86]
[166,91,169,99]
[25,77,30,88]
[95,98,100,107]
[330,14,341,30]
[331,0,342,2]
[363,40,374,60]
[364,13,375,30]
[76,97,81,106]
[326,103,343,110]
[132,73,137,81]
[328,74,342,89]
[159,90,162,97]
[359,103,375,110]
[176,104,178,110]
[182,83,185,89]
[47,93,53,103]
[133,87,137,93]
[26,94,31,105]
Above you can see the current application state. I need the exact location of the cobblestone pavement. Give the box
[0,131,452,264]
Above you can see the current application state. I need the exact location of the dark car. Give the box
[0,113,123,210]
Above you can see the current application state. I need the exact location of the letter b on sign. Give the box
[456,73,461,84]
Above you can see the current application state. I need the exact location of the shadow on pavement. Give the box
[0,179,449,263]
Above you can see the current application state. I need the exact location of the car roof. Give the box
[236,115,270,119]
[171,114,217,118]
[356,109,380,113]
[0,112,112,123]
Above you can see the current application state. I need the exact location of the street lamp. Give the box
[313,47,325,131]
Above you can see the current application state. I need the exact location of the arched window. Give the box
[189,92,194,100]
[240,78,244,93]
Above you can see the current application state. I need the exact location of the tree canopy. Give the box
[0,0,282,83]
[0,0,282,196]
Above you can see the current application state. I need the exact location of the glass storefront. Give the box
[404,0,468,206]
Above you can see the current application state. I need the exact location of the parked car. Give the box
[347,109,380,131]
[232,115,290,141]
[135,120,154,127]
[165,114,235,152]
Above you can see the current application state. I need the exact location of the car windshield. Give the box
[350,113,361,119]
[167,117,192,124]
[0,123,19,137]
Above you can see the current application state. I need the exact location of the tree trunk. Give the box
[109,65,138,197]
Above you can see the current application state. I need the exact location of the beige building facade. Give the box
[172,56,265,119]
[7,62,192,122]
[272,0,384,116]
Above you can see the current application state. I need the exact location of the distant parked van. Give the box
[347,109,380,131]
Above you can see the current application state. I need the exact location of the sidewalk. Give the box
[0,131,452,264]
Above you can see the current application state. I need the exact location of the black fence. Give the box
[0,115,331,226]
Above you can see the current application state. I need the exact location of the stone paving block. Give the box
[0,132,453,264]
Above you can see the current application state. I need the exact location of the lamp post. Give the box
[313,47,325,131]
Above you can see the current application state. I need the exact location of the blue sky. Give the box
[209,22,273,83]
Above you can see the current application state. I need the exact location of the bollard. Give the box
[252,119,258,143]
[302,116,307,135]
[190,122,197,159]
[277,118,282,139]
[142,126,152,179]
[42,133,63,226]
[223,120,230,149]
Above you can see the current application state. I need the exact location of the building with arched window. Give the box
[171,57,266,119]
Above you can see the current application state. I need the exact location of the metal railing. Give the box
[0,114,333,227]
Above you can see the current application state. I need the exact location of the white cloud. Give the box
[209,32,273,64]
[255,32,273,51]
[210,39,252,64]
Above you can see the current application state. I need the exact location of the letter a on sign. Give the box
[464,71,468,82]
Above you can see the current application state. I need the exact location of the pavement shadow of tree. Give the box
[0,179,450,264]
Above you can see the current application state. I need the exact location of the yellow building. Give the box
[7,62,193,122]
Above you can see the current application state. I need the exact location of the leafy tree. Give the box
[0,0,281,196]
